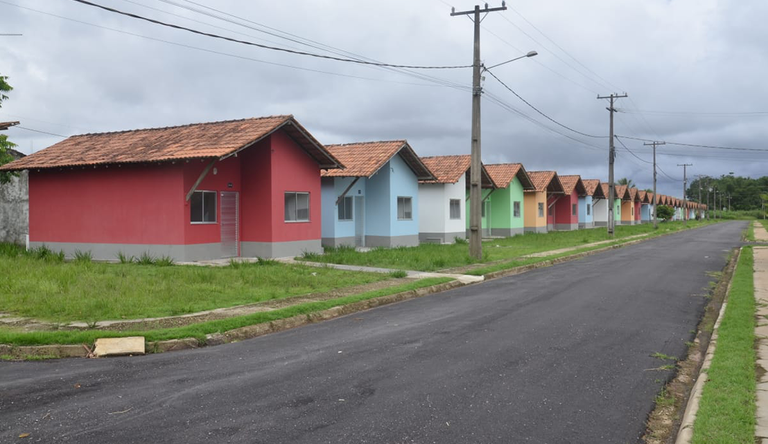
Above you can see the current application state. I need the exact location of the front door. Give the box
[354,196,365,247]
[220,192,239,258]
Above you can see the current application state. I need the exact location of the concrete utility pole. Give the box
[645,141,664,229]
[678,164,692,225]
[694,175,705,219]
[451,3,507,260]
[597,93,628,237]
[728,194,731,212]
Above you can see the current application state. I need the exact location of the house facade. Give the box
[580,179,605,229]
[0,147,28,245]
[418,155,493,243]
[0,116,342,261]
[321,140,434,248]
[524,171,565,233]
[484,163,534,237]
[553,175,586,231]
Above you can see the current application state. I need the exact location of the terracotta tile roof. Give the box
[0,115,342,171]
[582,179,603,198]
[628,187,638,201]
[484,163,535,190]
[526,171,564,194]
[419,155,494,188]
[638,190,648,203]
[0,121,19,131]
[558,175,587,196]
[321,140,434,181]
[615,185,629,200]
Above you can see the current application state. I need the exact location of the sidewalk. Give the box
[755,246,768,440]
[755,221,768,242]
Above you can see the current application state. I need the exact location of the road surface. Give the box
[0,221,746,443]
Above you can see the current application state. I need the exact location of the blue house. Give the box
[321,140,434,248]
[579,179,605,229]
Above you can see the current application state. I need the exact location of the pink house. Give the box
[552,175,587,231]
[0,116,342,261]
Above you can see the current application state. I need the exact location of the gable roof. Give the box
[582,179,606,198]
[615,185,631,200]
[638,190,648,203]
[526,171,564,194]
[0,115,342,172]
[628,187,638,202]
[484,163,535,191]
[321,140,434,181]
[0,121,19,131]
[557,175,587,196]
[419,155,494,188]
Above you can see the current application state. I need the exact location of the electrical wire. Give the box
[71,0,472,70]
[617,135,768,152]
[614,135,652,164]
[483,68,608,139]
[15,126,68,138]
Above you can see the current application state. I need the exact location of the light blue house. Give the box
[640,190,652,223]
[579,179,605,229]
[321,140,434,248]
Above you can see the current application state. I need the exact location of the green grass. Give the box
[745,223,756,242]
[0,277,451,346]
[304,221,716,272]
[692,247,756,443]
[0,246,390,323]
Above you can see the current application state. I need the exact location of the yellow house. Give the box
[618,185,635,225]
[524,171,564,233]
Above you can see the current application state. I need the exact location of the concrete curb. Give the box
[674,246,741,444]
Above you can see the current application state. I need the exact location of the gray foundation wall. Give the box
[321,236,356,249]
[28,241,220,262]
[554,223,579,231]
[0,171,28,245]
[594,221,608,227]
[579,222,595,229]
[524,226,548,234]
[366,234,419,248]
[490,228,524,238]
[241,239,322,259]
[419,231,466,244]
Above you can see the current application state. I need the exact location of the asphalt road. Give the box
[0,221,747,444]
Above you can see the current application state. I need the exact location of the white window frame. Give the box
[449,199,461,220]
[572,203,577,216]
[397,196,413,220]
[190,190,217,224]
[338,196,353,221]
[538,202,544,218]
[285,192,310,223]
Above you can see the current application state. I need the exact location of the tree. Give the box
[617,177,635,188]
[656,205,674,221]
[0,74,18,184]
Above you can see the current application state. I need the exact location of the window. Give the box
[338,196,353,221]
[285,192,310,222]
[632,206,635,216]
[572,203,577,216]
[587,204,591,216]
[481,202,486,218]
[191,190,216,223]
[449,199,461,220]
[538,202,544,218]
[513,201,521,218]
[397,196,412,220]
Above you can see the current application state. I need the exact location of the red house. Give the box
[553,175,587,231]
[0,116,342,261]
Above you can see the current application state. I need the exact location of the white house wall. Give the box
[418,173,466,244]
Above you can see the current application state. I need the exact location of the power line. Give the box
[15,126,68,138]
[614,135,652,164]
[483,68,607,139]
[617,135,768,152]
[620,108,768,116]
[71,0,472,70]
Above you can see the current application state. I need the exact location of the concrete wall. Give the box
[578,195,593,228]
[487,178,524,235]
[524,191,547,232]
[593,198,608,226]
[0,170,28,245]
[641,203,651,222]
[321,176,366,245]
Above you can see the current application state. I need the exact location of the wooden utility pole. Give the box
[678,164,692,225]
[644,141,664,229]
[597,93,627,236]
[451,3,507,260]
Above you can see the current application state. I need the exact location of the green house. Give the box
[482,163,535,237]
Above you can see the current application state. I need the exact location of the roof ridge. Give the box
[420,154,469,159]
[70,115,294,138]
[325,140,407,148]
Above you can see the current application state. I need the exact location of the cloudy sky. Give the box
[2,0,767,197]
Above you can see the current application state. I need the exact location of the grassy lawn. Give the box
[692,247,756,443]
[0,244,390,323]
[304,220,716,272]
[0,277,451,346]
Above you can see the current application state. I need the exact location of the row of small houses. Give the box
[0,116,706,262]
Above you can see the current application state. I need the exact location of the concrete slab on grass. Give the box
[94,337,145,357]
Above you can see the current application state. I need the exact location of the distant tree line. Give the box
[686,175,768,211]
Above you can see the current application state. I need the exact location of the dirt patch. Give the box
[642,248,739,444]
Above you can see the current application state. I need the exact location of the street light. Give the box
[485,51,538,70]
